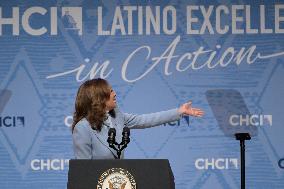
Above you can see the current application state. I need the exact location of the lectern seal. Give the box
[97,168,136,189]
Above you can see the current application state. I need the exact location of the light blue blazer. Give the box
[72,108,181,159]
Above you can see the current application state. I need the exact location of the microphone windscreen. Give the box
[108,128,116,136]
[123,127,130,136]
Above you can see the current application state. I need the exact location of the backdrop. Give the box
[0,0,283,188]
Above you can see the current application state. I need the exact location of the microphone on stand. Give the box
[107,128,116,148]
[122,127,130,146]
[106,127,131,159]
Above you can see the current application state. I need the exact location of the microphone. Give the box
[106,127,131,159]
[122,127,130,146]
[107,128,116,147]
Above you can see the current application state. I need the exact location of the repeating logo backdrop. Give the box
[0,0,283,188]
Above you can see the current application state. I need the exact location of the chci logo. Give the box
[0,116,25,127]
[97,168,136,189]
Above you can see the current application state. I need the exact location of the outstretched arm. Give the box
[123,108,181,129]
[123,101,204,129]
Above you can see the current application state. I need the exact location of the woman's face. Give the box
[105,87,117,111]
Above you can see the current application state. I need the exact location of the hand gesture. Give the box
[178,101,204,117]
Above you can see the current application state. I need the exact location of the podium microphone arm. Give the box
[107,127,131,159]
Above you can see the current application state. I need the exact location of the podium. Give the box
[67,159,175,189]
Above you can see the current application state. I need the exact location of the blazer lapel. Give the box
[93,121,118,157]
[109,116,123,144]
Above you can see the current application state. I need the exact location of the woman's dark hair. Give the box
[71,78,111,132]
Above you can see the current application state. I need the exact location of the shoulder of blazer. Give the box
[73,118,92,135]
[112,107,126,124]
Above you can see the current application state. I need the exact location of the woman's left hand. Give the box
[178,101,204,117]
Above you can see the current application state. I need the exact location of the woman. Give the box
[72,78,204,159]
